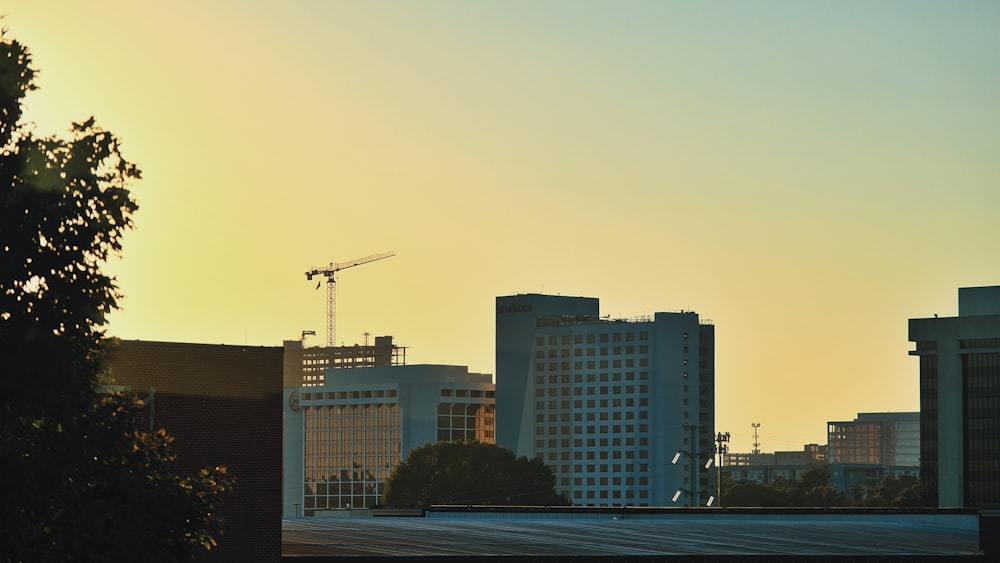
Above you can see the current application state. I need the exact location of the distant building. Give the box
[724,444,826,486]
[283,336,406,386]
[776,444,828,466]
[496,294,715,507]
[827,463,919,499]
[827,412,919,466]
[909,285,1000,508]
[105,340,283,562]
[283,361,495,515]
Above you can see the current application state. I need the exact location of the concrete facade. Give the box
[909,285,1000,508]
[496,294,715,507]
[495,293,599,453]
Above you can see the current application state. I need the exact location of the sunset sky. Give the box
[7,1,999,453]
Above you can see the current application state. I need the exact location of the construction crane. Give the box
[305,251,395,347]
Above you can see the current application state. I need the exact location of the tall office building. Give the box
[909,285,1000,508]
[496,294,715,507]
[827,412,920,466]
[283,364,495,515]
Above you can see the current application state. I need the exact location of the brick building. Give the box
[105,340,283,562]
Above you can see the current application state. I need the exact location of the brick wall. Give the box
[105,340,283,562]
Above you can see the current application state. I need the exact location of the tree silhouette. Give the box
[0,29,231,561]
[725,467,922,508]
[857,474,922,508]
[724,481,790,507]
[382,441,569,506]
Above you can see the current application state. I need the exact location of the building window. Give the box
[303,403,403,510]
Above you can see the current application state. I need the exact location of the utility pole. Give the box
[685,424,698,505]
[751,422,761,455]
[716,431,730,507]
[673,424,709,506]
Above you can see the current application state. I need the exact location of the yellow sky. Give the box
[6,1,999,452]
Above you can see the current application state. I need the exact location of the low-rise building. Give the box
[724,444,826,486]
[283,362,495,515]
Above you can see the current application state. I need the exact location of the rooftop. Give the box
[282,508,983,561]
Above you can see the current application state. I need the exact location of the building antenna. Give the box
[751,422,761,455]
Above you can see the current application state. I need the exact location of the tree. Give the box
[724,481,789,507]
[862,474,922,508]
[848,477,880,506]
[891,478,922,507]
[790,467,847,507]
[0,29,231,561]
[722,467,848,508]
[382,441,570,506]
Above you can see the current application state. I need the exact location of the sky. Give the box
[6,1,999,453]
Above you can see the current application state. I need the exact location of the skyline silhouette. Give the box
[7,1,999,452]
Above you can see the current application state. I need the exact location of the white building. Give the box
[283,364,494,515]
[496,294,715,507]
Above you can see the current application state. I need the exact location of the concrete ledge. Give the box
[424,506,980,531]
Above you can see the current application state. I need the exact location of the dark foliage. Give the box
[0,29,231,561]
[850,473,922,507]
[723,467,848,507]
[382,441,570,506]
[724,466,923,508]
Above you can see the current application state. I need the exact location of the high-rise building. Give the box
[283,363,495,515]
[909,285,1000,508]
[827,412,920,466]
[496,294,715,507]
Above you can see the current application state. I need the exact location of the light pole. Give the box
[716,431,730,507]
[668,424,702,505]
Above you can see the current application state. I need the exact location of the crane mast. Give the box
[305,251,395,347]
